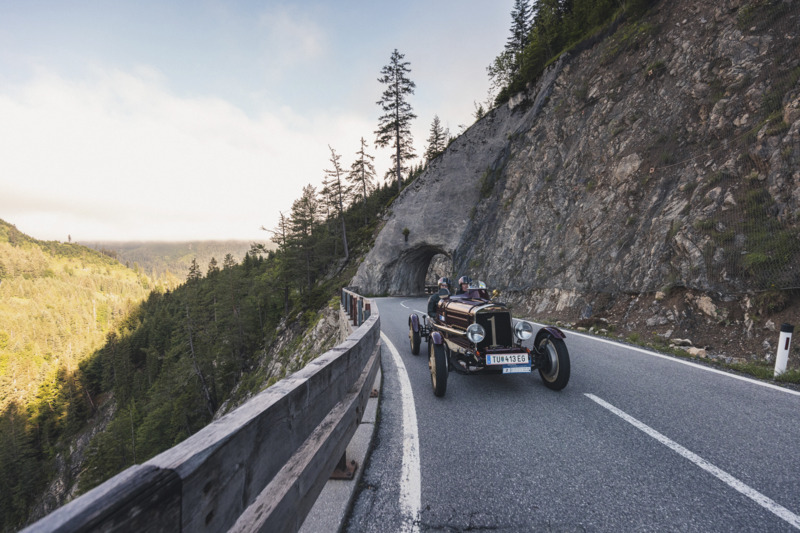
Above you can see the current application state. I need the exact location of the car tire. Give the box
[409,318,421,355]
[536,335,570,390]
[429,341,448,397]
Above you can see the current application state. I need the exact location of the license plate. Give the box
[503,364,531,374]
[486,353,529,365]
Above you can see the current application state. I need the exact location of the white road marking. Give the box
[520,320,800,397]
[381,332,421,533]
[586,393,800,530]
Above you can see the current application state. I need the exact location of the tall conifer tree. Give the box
[324,146,349,261]
[289,185,319,291]
[375,49,417,192]
[488,0,533,98]
[348,138,377,226]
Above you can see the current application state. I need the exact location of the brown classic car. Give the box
[409,281,570,397]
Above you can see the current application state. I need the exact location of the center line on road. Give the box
[381,332,421,533]
[586,393,800,530]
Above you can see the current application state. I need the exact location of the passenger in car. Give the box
[427,277,450,320]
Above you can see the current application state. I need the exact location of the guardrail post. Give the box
[357,299,363,327]
[364,302,371,321]
[774,323,794,377]
[329,451,357,480]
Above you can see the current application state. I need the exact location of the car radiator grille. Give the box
[476,311,513,349]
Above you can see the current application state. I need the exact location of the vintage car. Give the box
[408,281,570,397]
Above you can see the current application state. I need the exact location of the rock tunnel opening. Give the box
[397,246,453,295]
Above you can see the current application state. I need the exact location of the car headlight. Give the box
[514,320,533,341]
[466,323,485,343]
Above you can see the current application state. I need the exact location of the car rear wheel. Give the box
[409,318,421,355]
[429,341,448,397]
[535,335,570,390]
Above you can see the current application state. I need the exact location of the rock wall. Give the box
[353,0,800,314]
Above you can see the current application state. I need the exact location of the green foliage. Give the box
[728,360,776,380]
[602,20,656,65]
[493,0,657,104]
[645,60,666,77]
[776,368,800,385]
[738,0,793,33]
[752,289,796,315]
[375,49,417,190]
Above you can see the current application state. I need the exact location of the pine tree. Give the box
[289,185,319,291]
[222,253,236,270]
[324,146,349,261]
[187,258,202,282]
[207,257,219,277]
[348,138,377,226]
[425,115,447,163]
[507,0,533,60]
[264,213,291,315]
[375,49,417,192]
[488,0,533,99]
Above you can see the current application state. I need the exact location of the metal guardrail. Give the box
[24,289,380,533]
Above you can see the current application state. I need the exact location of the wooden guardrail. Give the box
[24,289,380,533]
[341,286,372,327]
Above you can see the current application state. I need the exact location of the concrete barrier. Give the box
[24,293,380,533]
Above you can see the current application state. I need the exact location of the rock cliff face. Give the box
[352,0,799,359]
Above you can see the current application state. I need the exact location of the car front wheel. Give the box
[409,318,421,355]
[535,335,570,390]
[429,341,448,397]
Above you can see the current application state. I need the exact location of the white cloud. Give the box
[0,67,379,242]
[257,5,327,78]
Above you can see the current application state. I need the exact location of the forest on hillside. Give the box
[85,240,259,282]
[0,172,404,531]
[0,219,154,528]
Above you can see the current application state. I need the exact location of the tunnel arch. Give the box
[393,244,452,295]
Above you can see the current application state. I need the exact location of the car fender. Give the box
[409,313,420,333]
[535,326,566,345]
[431,331,444,345]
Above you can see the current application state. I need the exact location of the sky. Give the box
[0,1,510,243]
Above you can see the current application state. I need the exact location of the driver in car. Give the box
[427,277,450,321]
[455,275,471,296]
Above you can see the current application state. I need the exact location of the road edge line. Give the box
[521,320,800,397]
[381,332,422,533]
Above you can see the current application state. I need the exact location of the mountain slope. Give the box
[354,0,799,361]
[85,240,261,282]
[0,220,152,411]
[0,219,153,529]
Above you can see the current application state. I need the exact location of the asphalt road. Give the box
[344,297,800,532]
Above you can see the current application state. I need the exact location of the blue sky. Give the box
[0,1,509,242]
